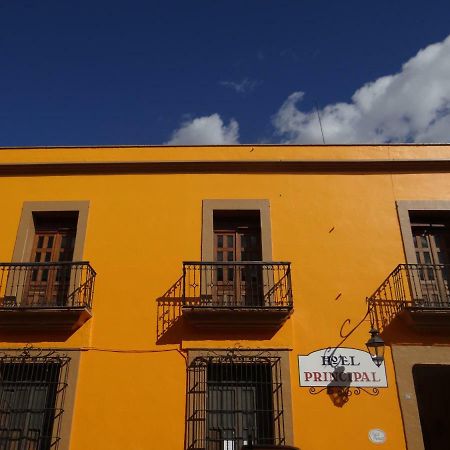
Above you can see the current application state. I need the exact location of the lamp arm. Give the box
[333,302,373,351]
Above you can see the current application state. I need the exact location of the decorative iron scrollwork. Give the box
[309,387,328,395]
[194,347,278,366]
[0,344,70,365]
[354,387,380,396]
[308,385,379,397]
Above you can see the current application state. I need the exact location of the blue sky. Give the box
[1,0,450,146]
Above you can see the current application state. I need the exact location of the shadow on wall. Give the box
[156,276,184,343]
[0,329,77,343]
[367,306,450,346]
[326,366,352,408]
[156,276,279,344]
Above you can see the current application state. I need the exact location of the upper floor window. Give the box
[213,210,262,263]
[181,200,293,325]
[0,202,95,327]
[31,212,78,265]
[409,212,450,305]
[212,211,263,307]
[410,212,450,266]
[25,212,78,306]
[201,200,272,263]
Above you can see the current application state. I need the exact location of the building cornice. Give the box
[1,159,450,176]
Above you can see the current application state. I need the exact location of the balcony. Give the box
[182,262,293,328]
[368,264,450,330]
[0,262,96,332]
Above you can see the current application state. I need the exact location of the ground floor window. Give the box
[186,351,286,450]
[0,349,70,450]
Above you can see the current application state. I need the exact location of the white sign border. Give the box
[298,347,388,388]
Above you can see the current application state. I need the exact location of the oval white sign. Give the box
[368,428,386,444]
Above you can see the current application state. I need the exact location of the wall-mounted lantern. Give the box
[366,328,385,367]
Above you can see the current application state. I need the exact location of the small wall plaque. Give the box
[368,428,386,444]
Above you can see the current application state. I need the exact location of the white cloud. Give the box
[219,78,261,94]
[273,35,450,143]
[166,114,239,145]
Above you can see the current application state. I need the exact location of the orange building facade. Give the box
[1,144,450,450]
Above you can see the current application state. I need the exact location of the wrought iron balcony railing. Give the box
[0,262,96,309]
[182,262,292,308]
[368,264,450,330]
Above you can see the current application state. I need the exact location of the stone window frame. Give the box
[397,200,450,264]
[12,201,90,263]
[201,199,272,261]
[186,348,295,447]
[391,345,450,450]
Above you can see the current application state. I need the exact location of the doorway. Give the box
[413,364,450,450]
[410,212,450,305]
[213,211,263,306]
[24,212,77,306]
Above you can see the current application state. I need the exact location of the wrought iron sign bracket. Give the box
[309,386,380,396]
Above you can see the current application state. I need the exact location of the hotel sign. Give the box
[298,347,387,388]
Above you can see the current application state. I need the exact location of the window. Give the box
[213,210,262,263]
[201,200,272,262]
[213,211,263,307]
[186,351,289,449]
[11,201,89,264]
[411,212,450,265]
[31,212,77,264]
[0,350,70,450]
[181,200,292,314]
[397,202,450,307]
[25,212,78,306]
[410,212,450,305]
[3,202,92,310]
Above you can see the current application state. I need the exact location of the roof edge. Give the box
[0,143,450,151]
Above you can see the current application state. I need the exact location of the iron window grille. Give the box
[186,351,286,450]
[0,348,70,450]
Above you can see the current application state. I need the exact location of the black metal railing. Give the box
[368,264,450,330]
[182,262,292,308]
[0,262,96,309]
